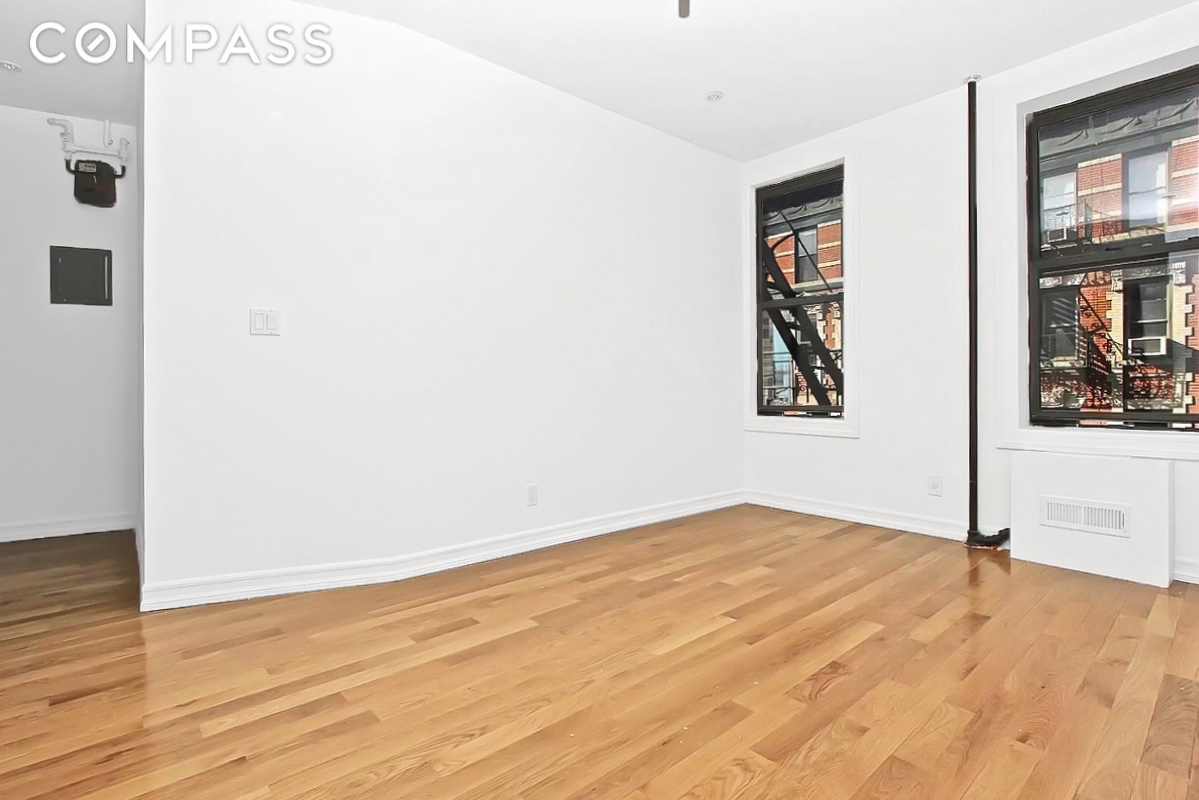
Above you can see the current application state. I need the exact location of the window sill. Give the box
[998,425,1199,461]
[745,416,859,439]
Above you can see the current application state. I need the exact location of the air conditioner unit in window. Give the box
[1046,227,1071,243]
[1127,336,1168,357]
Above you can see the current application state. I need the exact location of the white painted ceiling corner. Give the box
[0,0,143,123]
[300,0,1198,162]
[3,0,1196,161]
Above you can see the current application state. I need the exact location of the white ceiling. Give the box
[304,0,1198,161]
[2,1,1194,156]
[0,0,143,124]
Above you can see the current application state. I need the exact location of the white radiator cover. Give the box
[1010,452,1172,587]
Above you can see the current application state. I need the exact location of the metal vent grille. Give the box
[1040,496,1130,538]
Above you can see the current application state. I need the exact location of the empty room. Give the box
[4,0,1199,798]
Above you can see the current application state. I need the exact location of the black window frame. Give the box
[756,165,845,417]
[1026,64,1199,429]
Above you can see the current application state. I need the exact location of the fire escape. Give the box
[761,207,844,412]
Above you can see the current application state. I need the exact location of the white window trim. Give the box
[743,145,860,439]
[983,45,1199,462]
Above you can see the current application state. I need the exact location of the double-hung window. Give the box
[1027,66,1199,429]
[756,166,845,416]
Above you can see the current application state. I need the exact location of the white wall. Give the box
[138,0,1199,605]
[0,106,142,544]
[139,0,742,606]
[741,89,972,540]
[741,3,1199,583]
[976,5,1199,582]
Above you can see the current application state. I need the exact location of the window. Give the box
[756,166,844,416]
[1041,172,1078,245]
[1028,65,1199,429]
[1126,278,1169,350]
[794,227,820,284]
[1040,287,1080,360]
[1127,150,1170,229]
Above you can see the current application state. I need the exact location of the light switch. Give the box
[250,308,281,336]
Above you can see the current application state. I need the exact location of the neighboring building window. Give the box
[1041,287,1080,360]
[1028,66,1199,429]
[794,227,820,284]
[756,166,844,416]
[1126,150,1170,229]
[1041,171,1078,245]
[1126,278,1169,351]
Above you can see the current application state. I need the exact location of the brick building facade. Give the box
[1038,133,1199,422]
[761,218,843,408]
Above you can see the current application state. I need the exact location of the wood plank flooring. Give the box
[2,505,1198,800]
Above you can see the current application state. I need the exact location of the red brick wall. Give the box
[1076,157,1124,242]
[1080,271,1116,411]
[818,221,843,281]
[764,219,843,288]
[1171,139,1198,234]
[764,234,794,283]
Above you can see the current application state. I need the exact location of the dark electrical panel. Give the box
[50,246,112,306]
[67,160,124,208]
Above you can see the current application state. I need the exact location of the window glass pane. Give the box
[758,167,845,416]
[761,177,843,300]
[1036,84,1199,255]
[759,304,843,413]
[1036,252,1199,422]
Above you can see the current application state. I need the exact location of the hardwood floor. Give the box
[2,505,1198,800]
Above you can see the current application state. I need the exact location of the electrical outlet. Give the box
[927,474,943,497]
[526,484,539,507]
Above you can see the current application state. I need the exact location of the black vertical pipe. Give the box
[965,78,1011,550]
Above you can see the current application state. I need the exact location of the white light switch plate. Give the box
[250,308,281,336]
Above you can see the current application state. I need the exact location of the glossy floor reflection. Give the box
[1,507,1193,800]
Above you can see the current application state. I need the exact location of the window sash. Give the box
[1027,67,1199,272]
[1030,260,1198,425]
[756,166,845,417]
[1027,65,1199,429]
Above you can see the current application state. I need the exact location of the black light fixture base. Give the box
[966,528,1011,550]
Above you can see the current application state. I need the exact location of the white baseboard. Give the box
[743,490,966,542]
[1174,558,1199,585]
[140,490,747,612]
[0,515,136,544]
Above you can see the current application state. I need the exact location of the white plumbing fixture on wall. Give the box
[46,118,130,169]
